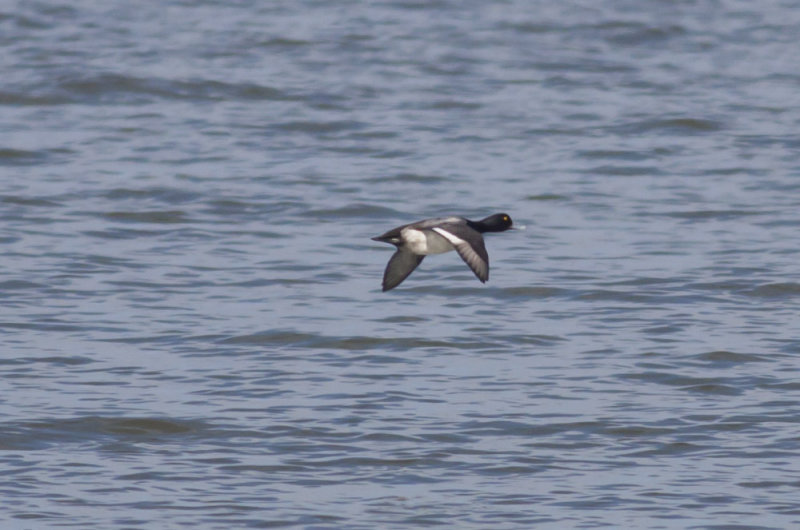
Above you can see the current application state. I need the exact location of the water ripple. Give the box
[3,0,800,528]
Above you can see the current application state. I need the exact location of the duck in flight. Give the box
[371,213,514,291]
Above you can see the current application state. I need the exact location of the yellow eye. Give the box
[503,216,509,221]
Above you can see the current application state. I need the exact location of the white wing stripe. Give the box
[431,227,466,245]
[432,227,488,282]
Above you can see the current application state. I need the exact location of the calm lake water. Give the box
[2,1,800,528]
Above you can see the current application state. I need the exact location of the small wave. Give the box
[608,117,724,136]
[220,330,494,352]
[101,209,189,224]
[0,147,72,166]
[619,371,743,395]
[103,187,202,204]
[0,280,47,290]
[14,73,296,105]
[688,350,767,367]
[1,195,61,207]
[744,282,800,298]
[306,203,400,219]
[273,120,365,134]
[606,23,687,46]
[0,416,205,450]
[588,164,663,176]
[500,286,570,299]
[577,150,650,161]
[655,209,763,220]
[524,193,570,201]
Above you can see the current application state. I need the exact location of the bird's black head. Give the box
[473,213,513,233]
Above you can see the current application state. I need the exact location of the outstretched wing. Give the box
[432,225,489,282]
[382,250,425,291]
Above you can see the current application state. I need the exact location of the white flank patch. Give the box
[402,228,429,254]
[403,227,455,255]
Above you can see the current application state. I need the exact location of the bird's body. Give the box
[371,213,513,291]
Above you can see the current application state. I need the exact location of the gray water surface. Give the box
[2,1,800,528]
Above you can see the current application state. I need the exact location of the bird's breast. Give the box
[402,228,454,255]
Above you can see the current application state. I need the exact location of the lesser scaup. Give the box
[372,213,513,291]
